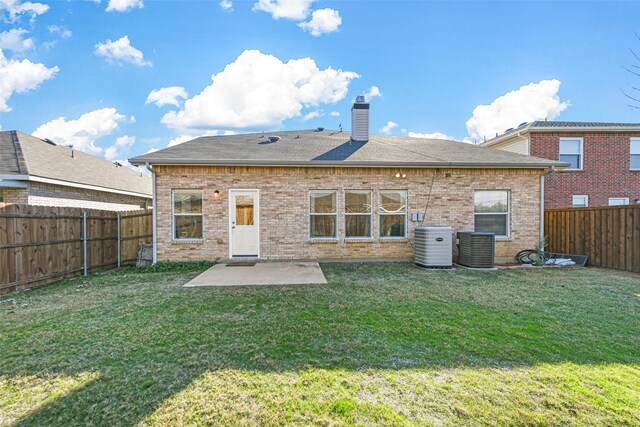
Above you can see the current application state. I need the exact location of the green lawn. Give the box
[1,263,639,426]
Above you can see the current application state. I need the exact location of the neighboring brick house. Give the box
[130,99,564,264]
[0,131,152,211]
[480,121,640,208]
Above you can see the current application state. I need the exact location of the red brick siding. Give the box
[530,132,640,208]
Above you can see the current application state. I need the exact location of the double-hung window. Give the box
[559,138,583,170]
[572,195,589,208]
[379,190,407,238]
[345,190,372,238]
[173,190,203,240]
[608,197,629,206]
[310,190,337,239]
[631,138,640,170]
[474,190,509,237]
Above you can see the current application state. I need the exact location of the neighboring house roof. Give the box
[0,131,152,197]
[482,121,640,147]
[129,129,565,169]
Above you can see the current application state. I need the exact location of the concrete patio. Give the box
[183,262,327,287]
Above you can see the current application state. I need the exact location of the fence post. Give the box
[83,210,87,276]
[117,212,121,268]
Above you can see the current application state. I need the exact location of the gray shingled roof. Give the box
[484,120,640,144]
[129,129,565,169]
[1,131,151,196]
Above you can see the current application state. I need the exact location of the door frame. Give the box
[228,189,260,259]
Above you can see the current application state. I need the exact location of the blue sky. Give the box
[1,0,640,163]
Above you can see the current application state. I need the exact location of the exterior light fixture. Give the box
[401,173,407,178]
[214,190,220,198]
[395,172,401,178]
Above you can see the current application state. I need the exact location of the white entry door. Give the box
[229,190,259,257]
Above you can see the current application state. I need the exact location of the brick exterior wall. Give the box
[530,131,640,208]
[1,182,149,211]
[155,165,544,264]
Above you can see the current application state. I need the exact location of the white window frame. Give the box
[572,195,589,208]
[172,189,204,241]
[474,190,510,238]
[344,190,373,239]
[559,137,584,171]
[608,197,629,206]
[379,190,408,239]
[631,138,640,170]
[309,190,338,240]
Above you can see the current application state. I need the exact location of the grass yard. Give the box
[1,263,639,426]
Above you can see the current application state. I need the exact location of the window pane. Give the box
[310,215,336,238]
[346,215,371,238]
[631,154,640,169]
[380,191,406,213]
[475,214,507,236]
[310,191,336,214]
[380,215,406,237]
[174,191,202,214]
[345,191,371,213]
[572,196,588,208]
[560,139,581,154]
[174,215,203,239]
[474,191,508,213]
[235,195,254,225]
[631,139,640,155]
[559,154,580,169]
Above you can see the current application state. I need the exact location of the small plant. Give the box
[533,237,547,266]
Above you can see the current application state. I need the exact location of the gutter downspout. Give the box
[540,166,554,249]
[146,162,157,265]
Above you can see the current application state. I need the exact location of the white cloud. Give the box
[379,121,398,135]
[105,0,143,13]
[33,108,127,155]
[146,86,188,107]
[363,85,382,101]
[0,0,49,21]
[48,25,72,39]
[329,111,339,117]
[466,79,569,142]
[302,109,323,121]
[252,0,314,20]
[0,48,58,112]
[105,134,135,160]
[161,49,358,132]
[298,8,341,36]
[0,28,32,51]
[219,0,232,11]
[94,35,151,67]
[408,131,458,141]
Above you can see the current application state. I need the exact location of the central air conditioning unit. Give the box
[415,226,453,268]
[457,232,495,268]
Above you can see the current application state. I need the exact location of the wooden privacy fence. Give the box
[544,205,640,273]
[0,204,152,294]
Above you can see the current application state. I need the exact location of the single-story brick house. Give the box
[480,121,640,208]
[130,99,565,264]
[1,131,152,211]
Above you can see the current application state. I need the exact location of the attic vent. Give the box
[113,161,123,167]
[505,127,514,132]
[268,136,281,142]
[315,127,324,132]
[518,121,528,127]
[43,138,57,145]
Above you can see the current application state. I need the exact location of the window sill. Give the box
[345,238,374,243]
[171,239,204,244]
[308,239,339,244]
[380,238,408,243]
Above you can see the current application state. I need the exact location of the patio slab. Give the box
[184,262,327,287]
